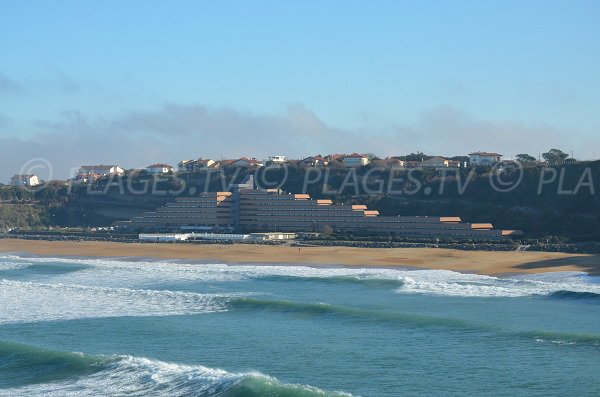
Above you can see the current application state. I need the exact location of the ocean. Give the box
[0,254,599,396]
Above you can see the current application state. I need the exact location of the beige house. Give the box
[421,157,450,168]
[372,158,405,169]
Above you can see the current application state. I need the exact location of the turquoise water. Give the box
[1,255,599,396]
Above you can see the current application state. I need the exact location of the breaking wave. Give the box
[2,254,600,300]
[0,341,354,396]
[548,290,600,301]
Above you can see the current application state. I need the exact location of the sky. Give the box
[1,0,599,181]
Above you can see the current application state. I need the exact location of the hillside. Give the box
[2,161,599,241]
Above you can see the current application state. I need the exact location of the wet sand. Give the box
[1,239,599,276]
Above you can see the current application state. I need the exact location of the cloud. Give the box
[0,103,596,182]
[1,104,356,181]
[388,106,571,157]
[0,72,22,94]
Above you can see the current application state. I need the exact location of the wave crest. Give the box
[0,341,354,396]
[548,290,600,300]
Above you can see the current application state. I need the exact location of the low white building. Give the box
[249,232,296,241]
[146,163,174,174]
[139,233,191,242]
[468,152,503,166]
[11,174,40,187]
[342,153,370,167]
[268,155,286,164]
[139,232,295,242]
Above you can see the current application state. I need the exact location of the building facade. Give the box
[178,159,217,172]
[421,157,449,168]
[268,155,286,164]
[468,152,503,166]
[116,192,235,231]
[146,164,174,174]
[342,154,370,167]
[116,186,518,239]
[77,165,124,182]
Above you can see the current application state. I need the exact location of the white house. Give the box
[468,152,503,166]
[341,153,370,167]
[146,163,174,174]
[11,174,40,187]
[268,155,286,164]
[77,165,124,182]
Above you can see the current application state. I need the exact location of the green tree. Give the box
[516,153,536,163]
[404,152,430,162]
[542,149,569,165]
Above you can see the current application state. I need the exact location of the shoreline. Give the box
[2,239,599,276]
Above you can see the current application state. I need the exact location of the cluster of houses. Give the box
[175,151,503,173]
[9,151,505,187]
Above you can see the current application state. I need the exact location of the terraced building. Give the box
[115,184,519,239]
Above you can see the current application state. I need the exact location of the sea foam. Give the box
[2,254,599,300]
[0,279,231,325]
[0,341,354,397]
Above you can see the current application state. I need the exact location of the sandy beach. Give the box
[1,238,599,276]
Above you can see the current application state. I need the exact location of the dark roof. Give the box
[468,152,502,156]
[147,163,173,168]
[344,153,367,158]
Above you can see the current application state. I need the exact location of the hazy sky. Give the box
[1,0,599,181]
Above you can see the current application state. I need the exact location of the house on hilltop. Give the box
[146,164,174,174]
[420,156,450,169]
[268,155,286,165]
[220,158,264,169]
[419,157,461,169]
[341,153,370,167]
[469,152,503,166]
[302,156,329,167]
[76,165,124,182]
[178,159,217,172]
[372,158,405,169]
[11,174,40,187]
